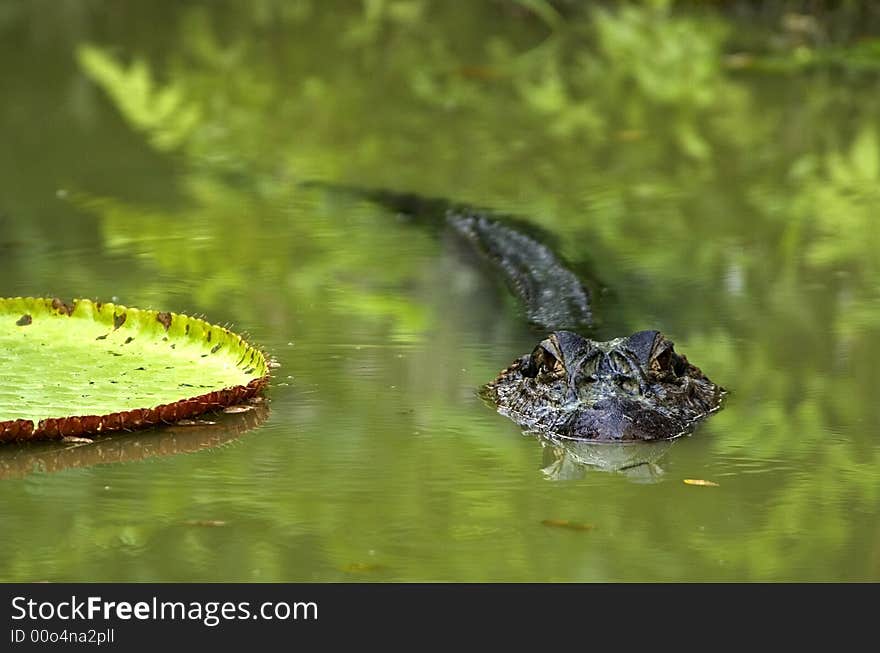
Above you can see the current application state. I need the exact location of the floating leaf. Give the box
[0,297,270,442]
[683,478,719,487]
[541,519,595,531]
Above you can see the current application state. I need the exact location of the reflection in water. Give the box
[539,435,673,482]
[0,403,269,480]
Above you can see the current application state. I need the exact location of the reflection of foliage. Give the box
[796,126,880,271]
[74,186,435,342]
[2,1,880,580]
[594,5,725,108]
[78,45,201,151]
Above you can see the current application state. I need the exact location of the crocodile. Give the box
[317,185,724,442]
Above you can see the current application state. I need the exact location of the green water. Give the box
[1,1,879,581]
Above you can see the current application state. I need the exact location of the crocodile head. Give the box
[482,330,723,441]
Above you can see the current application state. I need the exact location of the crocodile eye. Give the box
[651,345,684,377]
[653,348,672,371]
[530,346,563,377]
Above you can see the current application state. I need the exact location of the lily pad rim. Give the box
[0,296,273,443]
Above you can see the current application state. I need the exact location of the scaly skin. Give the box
[482,330,723,441]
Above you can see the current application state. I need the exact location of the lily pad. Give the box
[0,297,270,442]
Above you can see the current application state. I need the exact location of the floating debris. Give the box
[61,436,94,444]
[683,479,719,487]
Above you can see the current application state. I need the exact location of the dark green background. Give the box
[1,1,878,581]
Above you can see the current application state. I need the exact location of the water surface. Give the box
[1,2,879,581]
